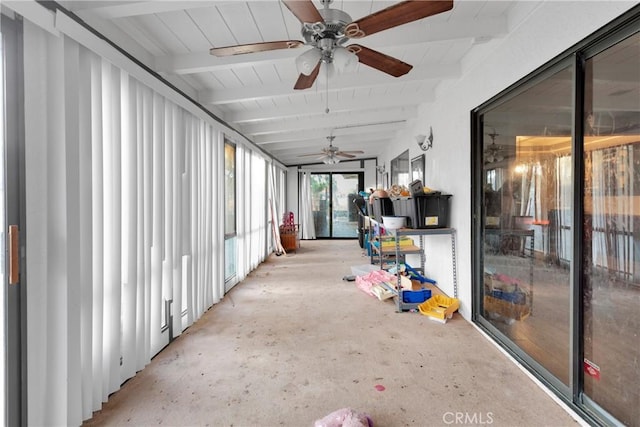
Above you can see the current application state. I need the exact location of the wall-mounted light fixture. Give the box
[376,164,386,174]
[416,126,434,151]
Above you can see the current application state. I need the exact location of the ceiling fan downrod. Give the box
[325,63,330,114]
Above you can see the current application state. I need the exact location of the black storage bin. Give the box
[371,197,394,222]
[390,196,419,228]
[416,193,452,228]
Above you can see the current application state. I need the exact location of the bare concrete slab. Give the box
[84,240,580,427]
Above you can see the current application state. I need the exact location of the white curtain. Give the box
[300,172,316,239]
[23,21,226,425]
[589,146,635,278]
[235,146,271,282]
[268,163,284,254]
[555,155,573,262]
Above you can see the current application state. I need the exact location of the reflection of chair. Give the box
[280,212,300,252]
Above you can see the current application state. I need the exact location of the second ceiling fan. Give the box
[210,0,454,90]
[297,136,364,164]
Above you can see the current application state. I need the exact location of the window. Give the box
[224,142,236,283]
[479,64,574,387]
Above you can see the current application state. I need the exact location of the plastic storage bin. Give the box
[418,294,460,322]
[491,288,527,305]
[371,197,394,222]
[390,196,419,228]
[416,193,452,228]
[382,215,405,229]
[351,264,379,277]
[402,288,432,303]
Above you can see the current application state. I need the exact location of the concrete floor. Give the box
[84,240,581,427]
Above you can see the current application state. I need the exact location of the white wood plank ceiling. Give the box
[61,0,519,165]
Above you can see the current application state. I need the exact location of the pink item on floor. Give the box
[493,273,522,286]
[314,407,373,427]
[355,269,395,297]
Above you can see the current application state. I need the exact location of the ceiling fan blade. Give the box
[297,152,325,157]
[335,152,357,158]
[345,0,453,38]
[347,45,412,77]
[294,61,321,90]
[210,40,304,56]
[337,150,364,155]
[282,0,324,24]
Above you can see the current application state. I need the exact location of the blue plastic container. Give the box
[491,289,526,305]
[402,289,432,303]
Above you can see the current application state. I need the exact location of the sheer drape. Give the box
[23,21,227,425]
[300,172,316,239]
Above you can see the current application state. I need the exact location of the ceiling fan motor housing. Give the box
[301,7,352,47]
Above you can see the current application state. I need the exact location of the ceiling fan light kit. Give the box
[332,46,358,73]
[209,0,454,90]
[298,135,365,164]
[295,48,322,75]
[323,156,339,165]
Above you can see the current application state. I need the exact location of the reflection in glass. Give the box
[482,66,574,386]
[582,32,640,426]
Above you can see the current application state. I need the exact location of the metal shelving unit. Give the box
[367,219,458,312]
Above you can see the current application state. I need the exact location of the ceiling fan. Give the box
[485,129,505,164]
[297,135,364,164]
[210,0,454,90]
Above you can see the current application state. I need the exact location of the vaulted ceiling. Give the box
[60,0,520,165]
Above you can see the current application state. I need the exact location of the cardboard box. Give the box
[483,295,530,321]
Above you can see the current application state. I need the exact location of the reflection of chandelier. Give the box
[485,130,504,163]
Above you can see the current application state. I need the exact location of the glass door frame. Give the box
[470,56,576,401]
[308,171,364,239]
[575,21,640,425]
[471,7,640,426]
[1,12,25,427]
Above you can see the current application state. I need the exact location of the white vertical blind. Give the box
[234,146,272,282]
[20,18,273,425]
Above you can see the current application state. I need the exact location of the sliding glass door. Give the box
[472,10,639,426]
[479,63,574,388]
[310,172,363,238]
[581,31,639,426]
[1,13,24,426]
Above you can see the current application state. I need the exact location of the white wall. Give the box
[381,1,637,319]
